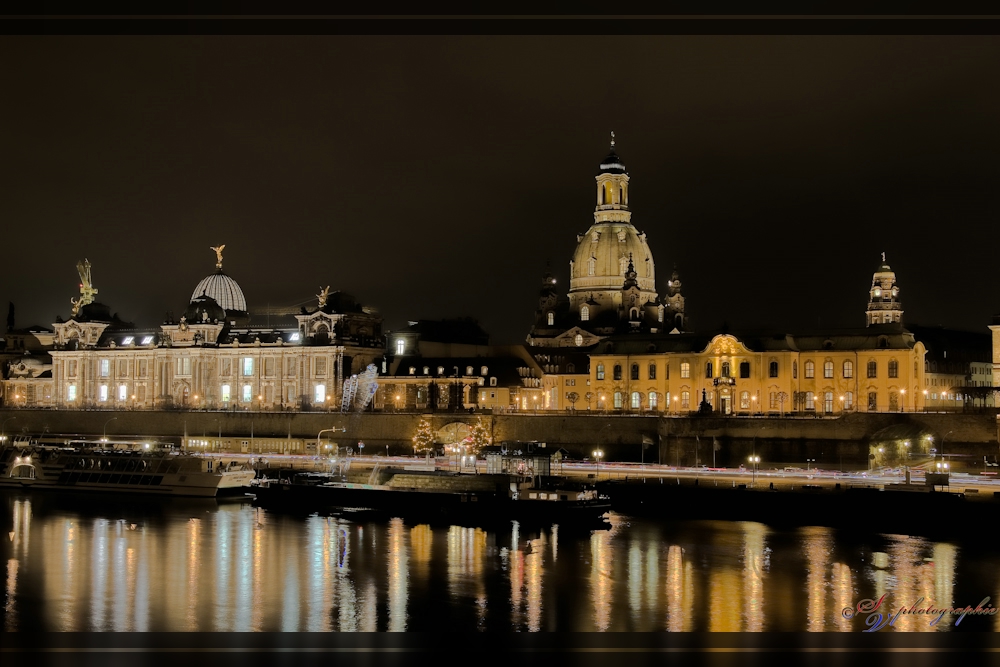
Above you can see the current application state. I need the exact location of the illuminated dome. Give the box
[190,270,247,313]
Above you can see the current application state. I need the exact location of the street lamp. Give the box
[751,426,766,479]
[102,416,118,442]
[316,427,346,453]
[593,449,604,479]
[748,455,760,487]
[900,389,906,412]
[922,389,928,412]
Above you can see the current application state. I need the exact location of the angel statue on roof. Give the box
[317,286,331,308]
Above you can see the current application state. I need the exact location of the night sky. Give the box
[2,34,998,343]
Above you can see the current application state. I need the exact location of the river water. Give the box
[2,490,999,633]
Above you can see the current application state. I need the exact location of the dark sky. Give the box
[2,35,998,343]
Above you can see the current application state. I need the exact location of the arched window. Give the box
[481,366,488,375]
[721,361,731,377]
[889,391,899,411]
[824,361,834,378]
[613,391,623,409]
[423,366,430,374]
[888,359,899,378]
[705,362,713,378]
[805,361,815,378]
[574,334,583,347]
[740,361,750,378]
[630,308,639,320]
[824,392,834,412]
[547,312,554,326]
[769,361,778,378]
[681,391,690,409]
[597,364,605,380]
[844,391,853,410]
[580,305,589,321]
[409,367,416,375]
[630,364,639,380]
[567,363,575,373]
[843,360,853,378]
[648,392,658,409]
[466,366,473,375]
[867,360,877,378]
[648,363,656,380]
[805,392,815,410]
[680,362,690,378]
[437,366,444,375]
[793,361,798,379]
[613,365,622,381]
[631,392,641,409]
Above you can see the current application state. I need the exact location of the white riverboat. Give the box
[0,438,256,498]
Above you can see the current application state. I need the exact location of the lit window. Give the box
[396,339,405,355]
[437,366,444,375]
[177,358,191,376]
[721,361,730,378]
[769,392,777,409]
[681,391,690,409]
[547,312,554,326]
[740,391,750,409]
[868,392,878,411]
[824,361,833,379]
[99,359,110,377]
[242,358,254,376]
[490,377,497,387]
[99,385,108,402]
[67,385,77,401]
[481,366,488,375]
[575,334,583,347]
[597,364,605,380]
[844,392,854,409]
[409,367,416,375]
[805,361,814,378]
[631,392,641,409]
[613,391,623,409]
[423,367,429,374]
[824,391,833,412]
[843,361,853,378]
[141,335,154,345]
[290,333,301,342]
[466,366,473,375]
[805,391,814,410]
[122,336,134,345]
[242,385,252,402]
[221,385,231,402]
[648,392,657,409]
[580,305,589,321]
[680,362,690,378]
[118,385,127,401]
[315,384,326,403]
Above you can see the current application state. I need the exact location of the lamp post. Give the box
[900,389,906,412]
[748,455,760,488]
[751,426,766,477]
[922,389,928,412]
[316,427,346,454]
[102,416,118,442]
[593,448,604,479]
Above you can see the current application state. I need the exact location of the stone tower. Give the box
[866,253,903,326]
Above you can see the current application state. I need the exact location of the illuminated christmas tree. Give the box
[412,418,435,454]
[467,417,492,455]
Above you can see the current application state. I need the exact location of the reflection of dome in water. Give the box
[190,270,246,313]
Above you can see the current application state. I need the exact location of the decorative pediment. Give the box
[703,334,754,356]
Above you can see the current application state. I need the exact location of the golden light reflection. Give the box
[387,518,408,632]
[886,536,924,633]
[645,542,659,622]
[589,527,613,631]
[832,563,853,632]
[802,526,832,632]
[4,558,17,631]
[90,518,109,629]
[932,542,957,632]
[742,522,766,632]
[628,541,642,623]
[665,545,684,632]
[186,518,200,631]
[526,534,544,632]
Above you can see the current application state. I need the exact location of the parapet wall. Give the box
[0,408,996,469]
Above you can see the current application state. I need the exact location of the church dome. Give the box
[569,224,656,295]
[190,270,247,313]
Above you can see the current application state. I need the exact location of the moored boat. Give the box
[0,438,256,498]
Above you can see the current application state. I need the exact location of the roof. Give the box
[906,324,991,364]
[191,269,247,313]
[392,318,490,345]
[391,355,527,386]
[598,147,626,174]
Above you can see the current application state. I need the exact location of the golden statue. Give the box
[70,259,98,317]
[211,244,226,269]
[317,286,331,308]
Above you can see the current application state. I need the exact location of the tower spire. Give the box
[610,130,615,150]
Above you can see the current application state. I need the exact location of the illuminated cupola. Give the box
[866,253,903,326]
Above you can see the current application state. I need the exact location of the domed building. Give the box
[189,245,249,326]
[528,135,687,347]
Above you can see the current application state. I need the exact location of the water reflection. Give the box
[1,492,997,632]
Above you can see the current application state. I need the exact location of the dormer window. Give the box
[141,335,154,345]
[290,333,301,342]
[490,377,497,387]
[122,336,134,345]
[423,366,430,375]
[873,288,881,298]
[409,367,416,375]
[481,366,488,375]
[466,366,473,375]
[437,366,445,375]
[396,339,405,355]
[575,334,583,347]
